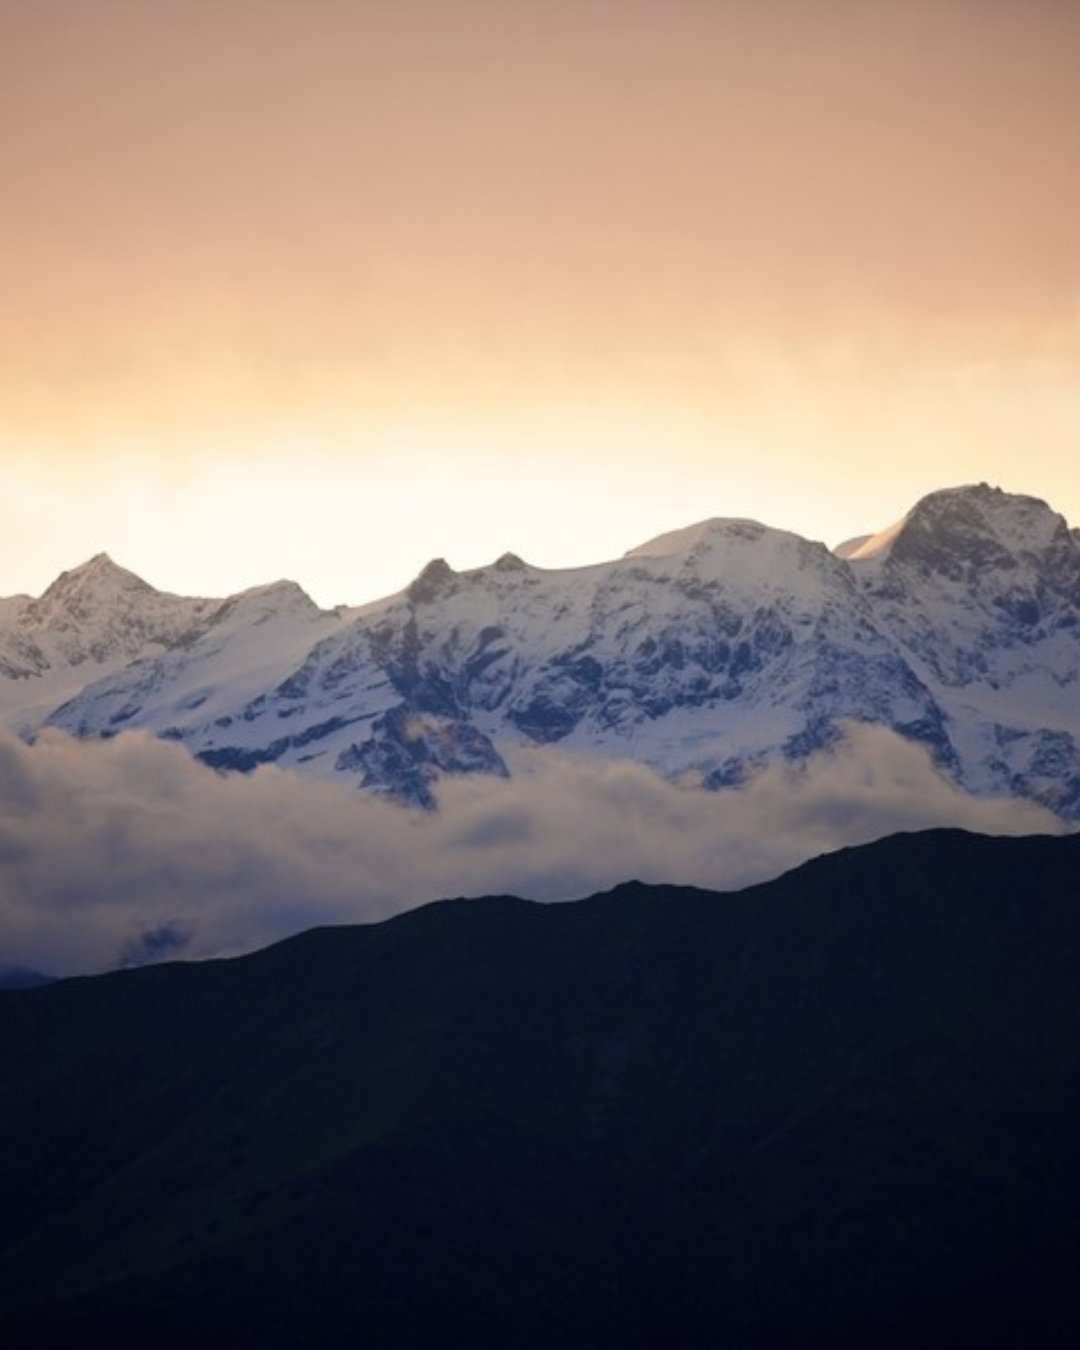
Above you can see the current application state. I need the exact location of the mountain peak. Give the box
[407,557,457,605]
[208,579,326,628]
[37,553,156,607]
[16,554,214,670]
[492,551,528,573]
[625,516,774,560]
[845,484,1074,574]
[231,578,320,609]
[904,483,1065,541]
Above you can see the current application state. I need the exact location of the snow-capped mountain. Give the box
[0,556,335,736]
[0,555,217,730]
[3,484,1078,815]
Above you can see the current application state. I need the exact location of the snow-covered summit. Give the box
[207,579,323,625]
[0,554,218,724]
[626,517,768,559]
[623,516,848,607]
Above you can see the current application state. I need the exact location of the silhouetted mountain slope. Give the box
[1,828,1079,1346]
[0,965,54,989]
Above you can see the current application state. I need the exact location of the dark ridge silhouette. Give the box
[1,828,1079,1346]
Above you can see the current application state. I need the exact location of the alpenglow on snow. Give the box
[2,485,1078,816]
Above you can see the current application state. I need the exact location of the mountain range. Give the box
[2,828,1078,1345]
[2,482,1079,814]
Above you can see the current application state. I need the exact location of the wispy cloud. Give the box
[0,724,1061,977]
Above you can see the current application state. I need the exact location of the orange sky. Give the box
[1,0,1078,605]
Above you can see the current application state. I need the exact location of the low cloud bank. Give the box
[0,723,1062,977]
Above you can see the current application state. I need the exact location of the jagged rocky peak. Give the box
[26,554,166,634]
[19,553,214,666]
[407,557,457,605]
[848,484,1077,580]
[37,552,155,607]
[492,551,527,573]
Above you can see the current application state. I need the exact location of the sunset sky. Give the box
[2,0,1078,607]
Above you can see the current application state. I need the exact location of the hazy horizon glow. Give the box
[2,0,1079,606]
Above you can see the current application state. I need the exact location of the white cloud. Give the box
[0,723,1063,977]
